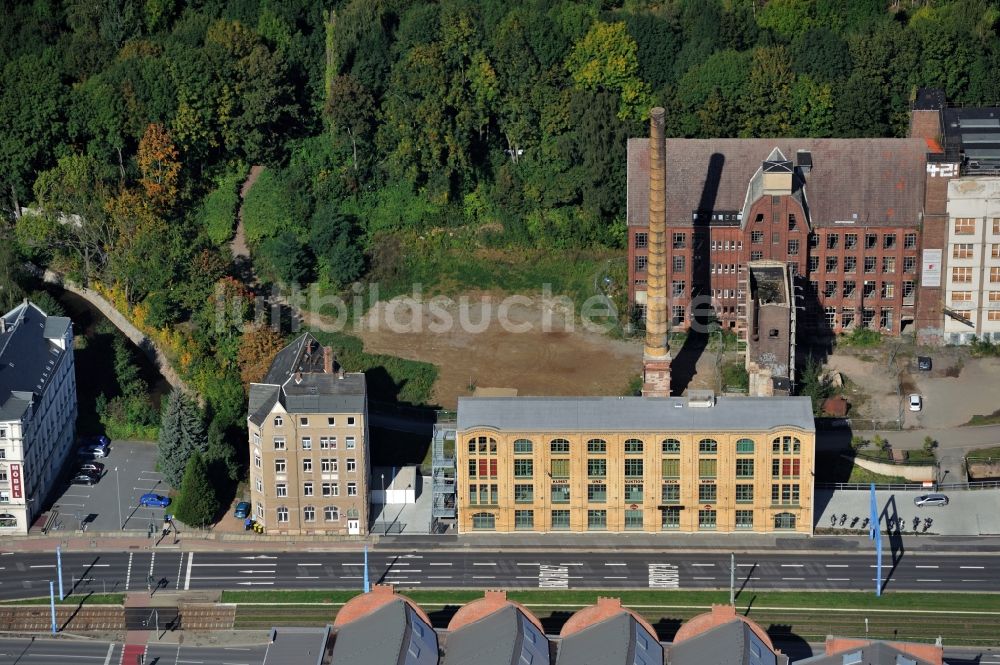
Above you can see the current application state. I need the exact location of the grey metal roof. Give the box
[334,599,436,665]
[249,333,366,426]
[443,605,526,665]
[0,302,70,423]
[262,626,331,665]
[556,613,662,665]
[627,137,927,228]
[247,384,280,427]
[795,642,933,665]
[457,396,814,434]
[668,620,785,665]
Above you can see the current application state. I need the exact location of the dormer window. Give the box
[300,417,309,427]
[273,416,283,427]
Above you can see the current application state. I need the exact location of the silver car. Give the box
[913,493,948,507]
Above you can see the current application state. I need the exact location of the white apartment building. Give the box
[944,178,1000,344]
[0,301,77,534]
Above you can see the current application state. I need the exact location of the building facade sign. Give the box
[921,249,942,287]
[10,463,21,499]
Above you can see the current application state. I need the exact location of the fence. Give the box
[817,480,1000,491]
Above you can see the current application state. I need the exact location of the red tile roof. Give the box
[333,584,432,628]
[671,604,775,649]
[559,597,659,641]
[446,590,544,632]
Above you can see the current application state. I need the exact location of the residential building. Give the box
[668,605,786,665]
[795,636,943,665]
[456,392,815,534]
[332,584,438,665]
[0,301,76,535]
[556,597,663,665]
[261,626,332,665]
[247,333,369,536]
[939,179,1000,343]
[443,590,550,665]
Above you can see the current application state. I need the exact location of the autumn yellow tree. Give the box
[237,324,286,388]
[137,123,181,207]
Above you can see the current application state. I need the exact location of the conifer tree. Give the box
[174,452,220,527]
[157,391,208,488]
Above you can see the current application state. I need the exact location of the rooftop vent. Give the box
[686,390,716,408]
[796,150,812,173]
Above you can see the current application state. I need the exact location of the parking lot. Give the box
[816,488,1000,536]
[47,441,175,534]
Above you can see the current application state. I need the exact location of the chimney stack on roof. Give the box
[642,107,672,397]
[323,346,333,374]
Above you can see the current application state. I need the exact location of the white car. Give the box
[908,394,922,412]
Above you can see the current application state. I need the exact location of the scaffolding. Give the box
[431,416,456,529]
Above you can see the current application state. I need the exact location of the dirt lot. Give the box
[355,293,643,408]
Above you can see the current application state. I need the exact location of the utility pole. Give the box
[56,546,64,600]
[49,581,57,634]
[729,552,735,605]
[115,467,123,530]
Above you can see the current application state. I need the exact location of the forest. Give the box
[1,0,999,483]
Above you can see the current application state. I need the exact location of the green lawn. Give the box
[967,444,1000,460]
[0,593,125,605]
[966,408,1000,426]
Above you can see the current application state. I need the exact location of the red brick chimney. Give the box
[323,346,333,374]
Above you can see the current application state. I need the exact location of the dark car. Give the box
[78,462,105,475]
[70,473,98,486]
[917,356,932,371]
[139,493,171,508]
[234,501,251,519]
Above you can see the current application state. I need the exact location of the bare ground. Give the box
[354,294,642,408]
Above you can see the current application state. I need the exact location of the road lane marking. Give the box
[826,578,850,581]
[472,576,496,579]
[539,565,569,588]
[473,562,497,566]
[427,576,452,580]
[604,563,627,567]
[648,563,679,589]
[149,552,156,586]
[125,552,134,590]
[780,564,804,568]
[915,565,939,569]
[295,576,319,579]
[429,563,452,566]
[691,563,714,567]
[29,565,55,568]
[191,563,276,567]
[825,564,848,568]
[560,563,583,567]
[176,553,184,590]
[191,576,277,580]
[604,576,628,580]
[103,643,114,665]
[184,552,194,590]
[782,577,805,581]
[516,563,540,566]
[916,579,941,582]
[693,576,715,580]
[960,566,985,569]
[296,563,322,566]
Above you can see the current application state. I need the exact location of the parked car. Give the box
[917,356,932,371]
[908,394,922,412]
[78,462,105,475]
[914,493,949,507]
[77,445,108,458]
[139,493,171,508]
[80,435,110,450]
[70,473,98,486]
[234,501,251,519]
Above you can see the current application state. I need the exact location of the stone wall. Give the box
[40,270,189,394]
[849,454,936,482]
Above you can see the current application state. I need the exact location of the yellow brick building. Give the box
[456,392,815,534]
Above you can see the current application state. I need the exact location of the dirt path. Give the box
[231,164,264,260]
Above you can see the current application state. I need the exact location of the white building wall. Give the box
[945,179,1000,343]
[0,308,77,535]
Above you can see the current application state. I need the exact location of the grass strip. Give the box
[0,593,125,606]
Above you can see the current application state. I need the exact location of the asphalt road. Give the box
[0,639,269,665]
[2,547,999,600]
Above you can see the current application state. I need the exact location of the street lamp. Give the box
[115,467,123,530]
[380,473,386,535]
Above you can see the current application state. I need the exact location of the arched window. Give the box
[513,439,533,454]
[0,513,16,528]
[772,436,801,454]
[587,439,607,454]
[774,512,796,530]
[469,436,498,454]
[736,438,755,454]
[472,512,496,530]
[624,438,644,454]
[698,438,718,454]
[550,438,570,454]
[661,438,681,454]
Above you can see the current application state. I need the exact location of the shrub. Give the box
[839,327,882,348]
[198,164,247,245]
[242,168,309,244]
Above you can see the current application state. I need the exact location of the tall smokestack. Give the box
[642,107,672,397]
